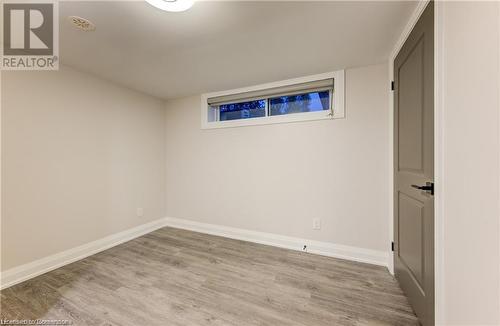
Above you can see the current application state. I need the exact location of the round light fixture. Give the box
[145,0,194,12]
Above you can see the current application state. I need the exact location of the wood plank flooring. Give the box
[1,227,418,325]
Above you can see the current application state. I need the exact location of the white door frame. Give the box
[387,0,444,324]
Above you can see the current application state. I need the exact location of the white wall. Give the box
[437,1,500,324]
[165,64,390,254]
[1,66,166,271]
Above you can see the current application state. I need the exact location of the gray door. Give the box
[394,2,434,326]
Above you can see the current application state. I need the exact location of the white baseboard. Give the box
[1,217,389,290]
[163,217,389,268]
[0,218,167,290]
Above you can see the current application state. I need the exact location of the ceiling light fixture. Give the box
[145,0,194,12]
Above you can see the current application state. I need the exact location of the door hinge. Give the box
[391,241,394,252]
[391,81,395,91]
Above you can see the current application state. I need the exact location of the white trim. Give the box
[163,217,388,267]
[0,218,167,290]
[1,216,389,290]
[389,1,430,61]
[201,70,345,129]
[0,55,3,278]
[204,110,332,129]
[387,0,430,275]
[498,2,500,324]
[434,1,445,324]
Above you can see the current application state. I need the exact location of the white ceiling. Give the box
[59,1,418,100]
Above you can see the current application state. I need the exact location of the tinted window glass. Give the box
[219,100,266,121]
[269,91,330,116]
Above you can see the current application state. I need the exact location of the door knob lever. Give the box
[411,182,434,195]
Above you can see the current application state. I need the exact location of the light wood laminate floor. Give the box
[1,227,418,325]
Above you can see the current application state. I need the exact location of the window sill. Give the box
[202,110,342,130]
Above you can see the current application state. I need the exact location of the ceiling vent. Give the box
[68,16,96,32]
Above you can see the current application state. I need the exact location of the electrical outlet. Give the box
[136,208,144,217]
[313,218,321,230]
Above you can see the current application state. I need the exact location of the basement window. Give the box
[201,70,345,129]
[219,99,267,121]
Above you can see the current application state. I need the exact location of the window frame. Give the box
[201,70,345,129]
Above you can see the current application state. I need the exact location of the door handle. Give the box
[411,182,434,195]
